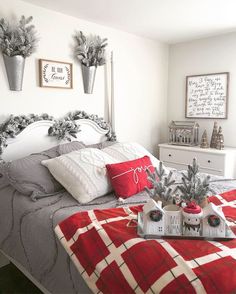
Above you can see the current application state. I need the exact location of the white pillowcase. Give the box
[103,142,167,171]
[41,148,118,204]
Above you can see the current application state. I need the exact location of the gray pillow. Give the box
[58,141,86,155]
[0,141,86,201]
[86,141,116,149]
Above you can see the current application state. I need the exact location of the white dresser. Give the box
[158,143,236,177]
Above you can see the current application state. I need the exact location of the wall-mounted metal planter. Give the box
[81,65,96,94]
[3,54,25,91]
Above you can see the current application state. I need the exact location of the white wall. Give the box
[168,32,236,147]
[0,0,169,154]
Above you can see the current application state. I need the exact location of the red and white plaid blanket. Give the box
[55,190,236,294]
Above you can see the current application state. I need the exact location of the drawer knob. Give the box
[208,160,211,163]
[168,154,172,157]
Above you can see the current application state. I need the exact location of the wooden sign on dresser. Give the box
[158,143,236,177]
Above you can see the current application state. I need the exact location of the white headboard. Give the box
[2,119,109,161]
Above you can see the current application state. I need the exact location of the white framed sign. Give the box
[39,59,73,89]
[186,72,229,119]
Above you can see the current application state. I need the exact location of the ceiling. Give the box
[22,0,236,44]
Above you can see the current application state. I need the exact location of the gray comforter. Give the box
[0,172,236,294]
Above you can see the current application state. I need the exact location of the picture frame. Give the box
[185,72,229,119]
[39,59,73,89]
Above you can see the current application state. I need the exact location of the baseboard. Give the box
[0,251,9,268]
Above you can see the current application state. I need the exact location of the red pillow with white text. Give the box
[106,155,155,199]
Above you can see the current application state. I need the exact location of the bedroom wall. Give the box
[0,0,169,154]
[168,32,236,147]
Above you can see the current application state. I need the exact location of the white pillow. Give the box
[41,148,118,204]
[103,142,167,172]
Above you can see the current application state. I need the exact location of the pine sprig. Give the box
[48,119,80,141]
[0,15,38,57]
[177,158,211,205]
[74,31,108,67]
[145,162,176,206]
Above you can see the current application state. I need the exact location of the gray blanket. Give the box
[0,172,236,294]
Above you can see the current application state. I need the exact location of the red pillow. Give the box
[106,155,154,199]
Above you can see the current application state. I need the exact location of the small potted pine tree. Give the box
[177,158,212,236]
[0,16,38,91]
[145,163,182,235]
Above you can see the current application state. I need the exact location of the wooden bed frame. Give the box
[0,115,112,293]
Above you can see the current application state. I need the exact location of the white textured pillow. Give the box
[41,148,118,203]
[103,142,167,171]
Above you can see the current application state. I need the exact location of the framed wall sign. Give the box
[39,59,73,89]
[185,72,229,119]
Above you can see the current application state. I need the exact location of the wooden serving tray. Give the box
[137,212,236,241]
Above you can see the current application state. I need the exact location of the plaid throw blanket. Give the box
[55,190,236,294]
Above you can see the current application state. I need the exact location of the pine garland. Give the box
[67,110,116,141]
[48,119,80,141]
[0,114,53,154]
[0,111,116,155]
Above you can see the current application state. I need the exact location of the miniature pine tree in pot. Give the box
[145,162,176,207]
[0,16,38,91]
[145,163,183,236]
[174,158,212,236]
[177,158,211,207]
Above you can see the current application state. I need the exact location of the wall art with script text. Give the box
[39,59,73,89]
[185,72,229,119]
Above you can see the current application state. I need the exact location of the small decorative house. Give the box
[202,202,226,238]
[169,121,199,146]
[163,204,182,236]
[142,199,165,235]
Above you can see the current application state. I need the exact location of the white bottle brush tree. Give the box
[145,162,176,207]
[177,158,212,206]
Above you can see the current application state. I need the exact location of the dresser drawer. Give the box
[197,153,225,172]
[160,148,195,165]
[160,147,225,172]
[158,143,236,178]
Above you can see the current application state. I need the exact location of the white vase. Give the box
[163,204,182,235]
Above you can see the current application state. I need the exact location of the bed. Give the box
[0,113,236,294]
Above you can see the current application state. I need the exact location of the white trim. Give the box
[0,249,51,294]
[110,51,115,132]
[0,251,9,267]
